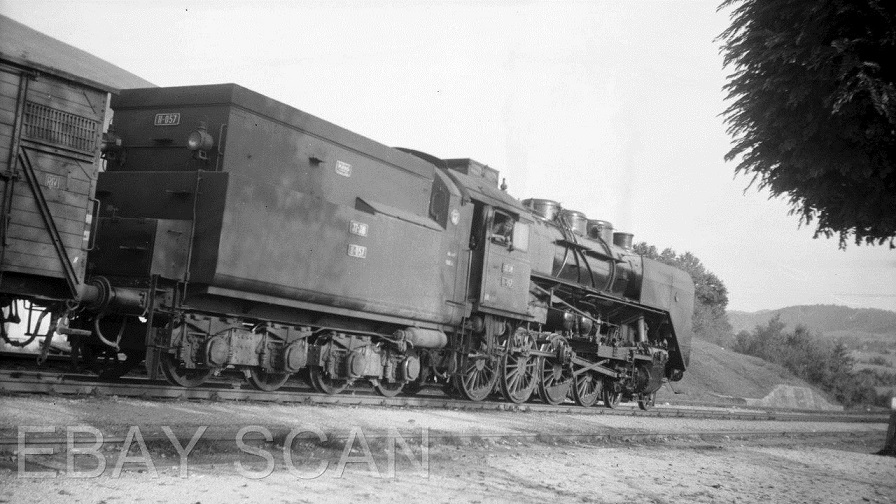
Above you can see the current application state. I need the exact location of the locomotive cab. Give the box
[466,204,533,319]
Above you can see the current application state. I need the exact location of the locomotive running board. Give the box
[530,273,666,316]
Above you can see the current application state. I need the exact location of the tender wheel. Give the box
[572,371,602,407]
[308,365,348,395]
[537,335,573,405]
[248,368,291,392]
[373,379,405,398]
[602,382,622,409]
[455,354,499,402]
[638,392,656,411]
[159,352,212,388]
[309,336,349,395]
[499,329,537,404]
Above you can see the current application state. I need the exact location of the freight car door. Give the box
[477,208,531,317]
[0,67,104,298]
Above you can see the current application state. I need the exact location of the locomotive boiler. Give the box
[71,83,693,408]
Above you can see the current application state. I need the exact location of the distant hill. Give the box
[655,339,840,410]
[728,304,896,337]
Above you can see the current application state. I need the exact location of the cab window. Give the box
[490,211,513,245]
[428,173,450,228]
[490,210,528,251]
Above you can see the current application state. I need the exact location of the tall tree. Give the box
[719,0,896,247]
[634,243,733,344]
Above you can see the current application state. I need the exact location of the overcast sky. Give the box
[3,0,893,313]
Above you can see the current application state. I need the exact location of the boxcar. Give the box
[0,15,151,350]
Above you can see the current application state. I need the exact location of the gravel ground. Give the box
[0,394,883,440]
[1,394,893,503]
[1,436,893,504]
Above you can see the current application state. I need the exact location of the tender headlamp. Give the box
[186,122,214,159]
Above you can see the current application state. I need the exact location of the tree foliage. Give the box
[734,315,888,406]
[719,0,896,247]
[633,242,733,345]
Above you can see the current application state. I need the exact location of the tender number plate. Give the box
[349,221,369,237]
[347,244,367,259]
[154,113,181,126]
[335,160,352,177]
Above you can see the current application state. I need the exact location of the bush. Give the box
[868,356,892,367]
[734,315,888,407]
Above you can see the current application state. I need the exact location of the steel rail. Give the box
[0,369,889,424]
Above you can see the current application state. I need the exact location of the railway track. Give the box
[1,427,873,454]
[0,368,889,425]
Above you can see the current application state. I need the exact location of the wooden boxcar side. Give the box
[0,62,104,300]
[0,14,153,304]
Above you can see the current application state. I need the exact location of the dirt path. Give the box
[2,394,893,503]
[2,435,893,504]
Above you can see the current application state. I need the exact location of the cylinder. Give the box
[398,328,448,349]
[586,219,614,243]
[613,232,634,250]
[560,209,588,236]
[522,198,560,221]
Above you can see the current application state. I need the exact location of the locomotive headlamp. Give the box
[186,122,214,159]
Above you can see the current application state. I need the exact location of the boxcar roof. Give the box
[0,15,154,93]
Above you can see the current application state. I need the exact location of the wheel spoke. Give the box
[572,370,600,407]
[638,392,656,411]
[465,370,477,390]
[602,381,621,409]
[508,368,522,390]
[537,336,573,405]
[457,350,498,402]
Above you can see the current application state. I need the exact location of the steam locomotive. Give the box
[4,82,694,408]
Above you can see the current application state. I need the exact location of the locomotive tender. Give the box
[56,83,695,408]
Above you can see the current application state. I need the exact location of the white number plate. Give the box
[350,221,369,237]
[154,113,181,126]
[347,244,367,259]
[335,160,352,177]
